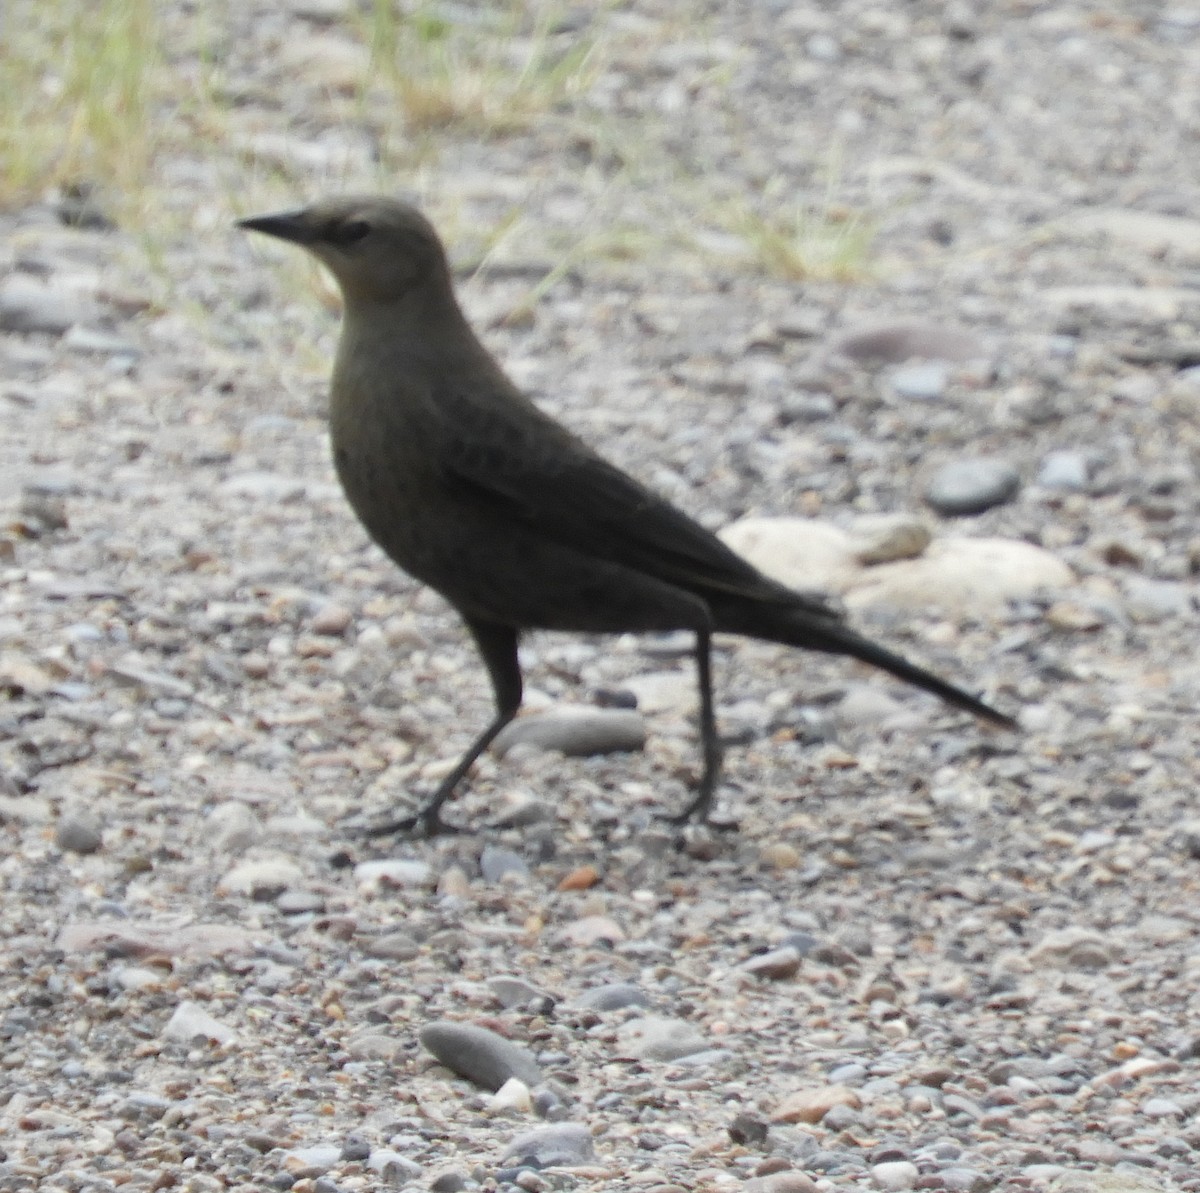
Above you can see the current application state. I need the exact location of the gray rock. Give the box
[924,457,1021,516]
[889,362,948,401]
[1038,450,1089,490]
[0,276,90,334]
[419,1021,544,1091]
[573,983,650,1012]
[354,858,434,889]
[479,845,530,883]
[366,1149,423,1180]
[831,319,987,365]
[489,975,550,1009]
[501,1122,595,1167]
[615,1016,710,1061]
[848,513,932,565]
[163,1001,237,1046]
[492,706,646,758]
[362,931,420,960]
[739,946,803,980]
[56,811,103,855]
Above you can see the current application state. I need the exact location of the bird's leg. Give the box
[366,619,521,837]
[665,628,726,824]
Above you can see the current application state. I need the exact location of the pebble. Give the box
[739,946,803,980]
[1038,449,1089,490]
[848,513,932,564]
[871,1160,919,1191]
[501,1123,595,1167]
[217,858,304,899]
[480,845,531,883]
[924,457,1021,516]
[490,1077,534,1114]
[772,1084,861,1124]
[889,361,948,401]
[354,858,434,889]
[362,930,420,960]
[830,319,987,365]
[491,706,647,758]
[163,1001,238,1047]
[616,1016,711,1061]
[488,976,551,1009]
[419,1021,545,1091]
[743,1175,820,1193]
[55,811,103,854]
[573,983,650,1011]
[0,275,91,334]
[365,1149,423,1180]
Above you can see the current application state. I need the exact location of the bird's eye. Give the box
[331,219,371,246]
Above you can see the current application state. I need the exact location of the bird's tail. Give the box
[717,601,1016,729]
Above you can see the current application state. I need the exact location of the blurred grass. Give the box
[0,0,875,293]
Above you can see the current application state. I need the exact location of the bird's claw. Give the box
[351,806,461,838]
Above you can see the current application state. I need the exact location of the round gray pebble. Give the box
[924,457,1020,515]
[419,1021,545,1091]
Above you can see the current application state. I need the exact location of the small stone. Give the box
[0,275,91,334]
[924,458,1021,516]
[492,706,646,758]
[1038,450,1089,490]
[488,976,550,1009]
[419,1021,544,1091]
[772,1084,861,1124]
[831,319,987,365]
[1030,927,1115,970]
[558,915,625,947]
[354,858,434,889]
[739,946,803,980]
[760,842,802,870]
[889,362,948,401]
[501,1123,595,1167]
[345,1031,404,1061]
[362,931,420,960]
[557,864,601,890]
[743,1175,820,1193]
[365,1149,422,1181]
[848,514,932,564]
[615,1016,709,1061]
[163,1001,237,1046]
[1142,1096,1183,1118]
[573,983,650,1012]
[728,1113,770,1145]
[490,1077,534,1114]
[480,845,530,883]
[218,857,304,899]
[56,811,103,855]
[871,1161,919,1190]
[311,603,353,635]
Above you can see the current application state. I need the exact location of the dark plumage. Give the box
[240,196,1015,834]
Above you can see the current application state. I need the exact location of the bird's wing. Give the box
[425,382,840,616]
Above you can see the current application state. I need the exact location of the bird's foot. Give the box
[351,804,462,838]
[658,802,740,832]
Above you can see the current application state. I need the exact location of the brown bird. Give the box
[239,196,1015,835]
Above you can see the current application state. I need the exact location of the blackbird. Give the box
[240,196,1015,834]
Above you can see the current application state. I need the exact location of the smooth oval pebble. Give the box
[924,458,1020,516]
[501,1122,595,1167]
[871,1160,919,1190]
[56,813,103,855]
[615,1016,709,1061]
[492,706,646,758]
[419,1021,544,1091]
[573,983,650,1012]
[488,975,550,1009]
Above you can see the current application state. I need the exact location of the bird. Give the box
[239,195,1016,835]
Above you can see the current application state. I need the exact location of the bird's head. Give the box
[238,195,451,306]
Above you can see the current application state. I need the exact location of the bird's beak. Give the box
[237,209,317,244]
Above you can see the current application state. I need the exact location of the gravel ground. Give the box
[4,2,1200,1191]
